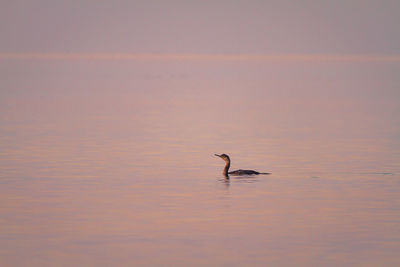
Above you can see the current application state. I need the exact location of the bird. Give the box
[214,154,270,177]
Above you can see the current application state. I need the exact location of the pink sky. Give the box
[1,1,399,55]
[1,53,400,62]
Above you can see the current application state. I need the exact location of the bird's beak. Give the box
[215,154,221,157]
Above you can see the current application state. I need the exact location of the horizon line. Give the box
[1,53,400,62]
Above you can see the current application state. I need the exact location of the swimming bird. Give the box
[215,154,270,176]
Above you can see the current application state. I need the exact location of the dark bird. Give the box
[215,154,270,176]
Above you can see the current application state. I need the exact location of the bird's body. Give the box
[228,169,261,175]
[215,154,270,177]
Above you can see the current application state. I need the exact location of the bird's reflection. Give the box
[233,176,260,183]
[218,176,230,188]
[218,174,261,188]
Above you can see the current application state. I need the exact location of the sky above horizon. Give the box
[1,0,399,55]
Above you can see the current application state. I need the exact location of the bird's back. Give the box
[228,169,260,175]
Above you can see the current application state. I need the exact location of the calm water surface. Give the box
[1,58,399,266]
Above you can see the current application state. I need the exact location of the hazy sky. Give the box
[1,0,399,54]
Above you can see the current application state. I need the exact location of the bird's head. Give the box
[215,153,230,163]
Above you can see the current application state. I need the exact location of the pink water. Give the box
[1,58,399,266]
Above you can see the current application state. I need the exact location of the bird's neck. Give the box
[223,161,230,176]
